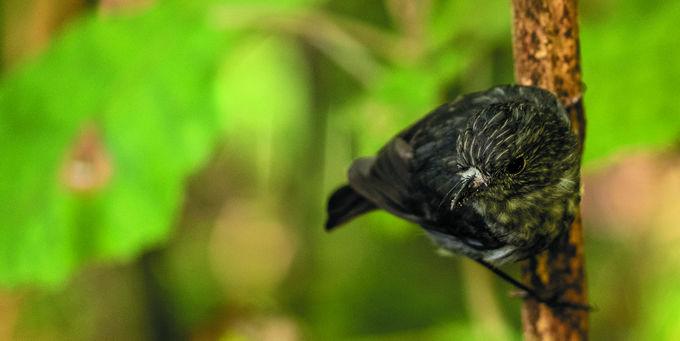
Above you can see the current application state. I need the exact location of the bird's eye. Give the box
[507,156,525,175]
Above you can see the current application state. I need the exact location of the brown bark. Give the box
[511,0,589,340]
[1,0,88,72]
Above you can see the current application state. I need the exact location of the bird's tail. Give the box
[325,185,378,231]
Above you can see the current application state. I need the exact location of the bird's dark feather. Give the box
[325,84,580,265]
[325,185,377,230]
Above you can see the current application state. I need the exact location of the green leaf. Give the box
[0,1,231,287]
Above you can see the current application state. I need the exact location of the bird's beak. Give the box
[450,168,484,210]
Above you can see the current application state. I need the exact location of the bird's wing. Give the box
[325,185,378,230]
[342,87,505,226]
[347,137,425,225]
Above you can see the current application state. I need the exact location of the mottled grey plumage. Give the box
[326,84,580,266]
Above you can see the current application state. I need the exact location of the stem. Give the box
[510,0,589,339]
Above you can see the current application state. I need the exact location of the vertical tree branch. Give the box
[511,0,589,340]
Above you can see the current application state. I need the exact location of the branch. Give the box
[511,0,589,339]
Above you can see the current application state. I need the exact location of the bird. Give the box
[325,84,582,307]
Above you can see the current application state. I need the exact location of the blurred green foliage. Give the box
[1,0,680,340]
[581,0,680,165]
[0,0,232,286]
